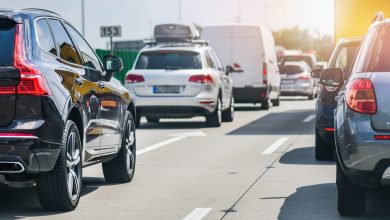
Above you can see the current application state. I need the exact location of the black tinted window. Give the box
[47,19,81,65]
[36,19,57,56]
[0,20,15,66]
[135,51,202,70]
[281,65,304,74]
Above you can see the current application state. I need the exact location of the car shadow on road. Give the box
[278,183,390,220]
[138,121,207,129]
[0,177,104,219]
[279,147,335,165]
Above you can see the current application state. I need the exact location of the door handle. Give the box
[74,78,83,86]
[98,82,105,89]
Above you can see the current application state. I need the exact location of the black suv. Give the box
[312,38,361,160]
[0,9,136,211]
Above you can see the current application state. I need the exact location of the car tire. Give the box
[308,92,315,100]
[103,111,136,183]
[337,161,365,216]
[271,96,280,106]
[260,99,270,110]
[146,117,160,123]
[222,97,234,122]
[36,120,82,211]
[315,128,334,160]
[206,98,222,127]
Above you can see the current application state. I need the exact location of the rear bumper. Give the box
[0,136,61,173]
[233,87,268,103]
[137,106,211,118]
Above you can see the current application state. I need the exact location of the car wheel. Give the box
[271,96,280,106]
[337,161,365,216]
[222,97,234,122]
[146,117,160,123]
[260,99,270,110]
[315,128,334,160]
[36,120,82,211]
[206,98,222,127]
[103,111,136,183]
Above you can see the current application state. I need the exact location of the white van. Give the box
[202,24,281,109]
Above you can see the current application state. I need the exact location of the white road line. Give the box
[182,208,212,220]
[303,114,316,123]
[262,137,289,155]
[136,136,186,155]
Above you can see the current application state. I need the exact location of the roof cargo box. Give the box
[154,23,200,42]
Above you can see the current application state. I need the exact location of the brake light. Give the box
[346,79,376,115]
[189,74,213,84]
[298,75,310,80]
[125,74,145,83]
[374,135,390,140]
[0,132,34,137]
[14,24,51,96]
[324,127,335,132]
[262,62,268,84]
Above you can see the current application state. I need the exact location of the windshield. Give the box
[281,65,304,74]
[135,51,202,70]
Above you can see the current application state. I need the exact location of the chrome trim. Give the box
[0,161,25,173]
[0,135,38,139]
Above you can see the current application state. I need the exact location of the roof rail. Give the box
[21,8,61,16]
[143,39,209,48]
[371,11,384,24]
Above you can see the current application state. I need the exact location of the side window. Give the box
[65,23,102,71]
[47,19,81,65]
[353,27,380,73]
[335,47,348,73]
[204,53,213,68]
[210,50,224,71]
[36,19,57,56]
[206,51,218,70]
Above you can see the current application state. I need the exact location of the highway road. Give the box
[1,97,390,220]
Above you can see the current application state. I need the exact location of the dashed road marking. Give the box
[303,114,316,123]
[262,137,290,155]
[182,208,212,220]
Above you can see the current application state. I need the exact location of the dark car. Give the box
[0,9,136,211]
[312,38,361,160]
[324,12,390,216]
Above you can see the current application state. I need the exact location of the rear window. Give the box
[281,65,304,74]
[0,20,15,66]
[135,51,202,70]
[283,56,314,68]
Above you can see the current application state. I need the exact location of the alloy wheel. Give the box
[125,119,136,175]
[66,131,81,201]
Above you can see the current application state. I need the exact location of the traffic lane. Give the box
[221,134,390,220]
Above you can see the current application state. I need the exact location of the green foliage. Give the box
[96,49,139,84]
[273,27,334,61]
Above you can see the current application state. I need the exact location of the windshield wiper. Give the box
[165,66,181,70]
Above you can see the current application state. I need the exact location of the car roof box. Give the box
[154,23,200,42]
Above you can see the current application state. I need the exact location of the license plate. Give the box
[153,86,181,94]
[282,80,295,84]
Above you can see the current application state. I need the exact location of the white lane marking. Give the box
[303,114,316,123]
[182,208,212,220]
[262,137,289,155]
[136,130,207,155]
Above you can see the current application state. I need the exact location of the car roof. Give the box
[140,44,209,53]
[0,8,61,22]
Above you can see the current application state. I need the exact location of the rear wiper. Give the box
[165,66,181,70]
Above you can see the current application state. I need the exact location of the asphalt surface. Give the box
[1,97,390,220]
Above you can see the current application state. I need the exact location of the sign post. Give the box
[100,26,122,54]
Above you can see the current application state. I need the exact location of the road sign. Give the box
[100,26,122,37]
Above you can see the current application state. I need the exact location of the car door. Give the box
[64,23,122,155]
[208,49,232,109]
[47,19,102,162]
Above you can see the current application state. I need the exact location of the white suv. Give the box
[125,24,236,127]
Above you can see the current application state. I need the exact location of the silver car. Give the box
[125,45,235,127]
[280,61,318,99]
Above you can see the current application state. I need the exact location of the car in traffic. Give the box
[0,8,136,211]
[202,24,281,109]
[312,38,361,160]
[322,12,390,216]
[126,23,236,127]
[280,61,317,99]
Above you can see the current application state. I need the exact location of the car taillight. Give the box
[14,24,51,96]
[262,62,268,84]
[125,74,145,83]
[298,75,310,80]
[346,79,376,115]
[189,74,213,84]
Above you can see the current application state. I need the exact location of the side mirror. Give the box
[311,68,323,79]
[320,68,344,87]
[103,55,123,74]
[226,65,243,75]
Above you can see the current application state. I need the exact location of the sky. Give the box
[1,0,334,49]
